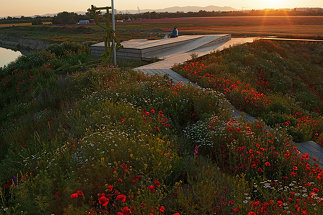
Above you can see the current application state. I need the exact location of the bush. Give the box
[47,42,89,57]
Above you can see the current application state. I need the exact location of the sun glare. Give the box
[263,0,285,9]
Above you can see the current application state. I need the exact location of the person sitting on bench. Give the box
[170,27,178,38]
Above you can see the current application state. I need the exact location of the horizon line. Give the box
[1,5,323,18]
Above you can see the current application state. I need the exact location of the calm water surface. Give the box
[0,47,22,68]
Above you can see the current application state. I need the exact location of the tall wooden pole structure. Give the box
[111,0,117,67]
[91,2,120,66]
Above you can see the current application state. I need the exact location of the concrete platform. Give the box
[90,34,231,60]
[135,37,256,70]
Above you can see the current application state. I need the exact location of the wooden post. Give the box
[90,3,121,65]
[111,0,117,67]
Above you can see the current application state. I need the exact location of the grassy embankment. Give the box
[174,40,323,144]
[0,16,322,45]
[0,24,162,44]
[0,41,322,214]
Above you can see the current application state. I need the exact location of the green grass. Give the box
[0,24,164,44]
[1,16,321,46]
[0,42,322,215]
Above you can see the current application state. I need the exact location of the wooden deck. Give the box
[90,34,231,60]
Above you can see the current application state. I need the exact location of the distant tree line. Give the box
[52,12,88,24]
[0,16,52,25]
[0,11,86,25]
[1,8,322,25]
[117,9,323,20]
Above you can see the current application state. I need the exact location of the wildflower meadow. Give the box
[0,41,322,214]
[174,40,323,145]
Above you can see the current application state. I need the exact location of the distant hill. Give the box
[119,5,236,14]
[27,6,235,17]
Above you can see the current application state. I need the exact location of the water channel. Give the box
[0,46,22,68]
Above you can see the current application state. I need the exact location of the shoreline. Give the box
[0,34,51,52]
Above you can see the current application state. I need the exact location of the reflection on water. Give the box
[0,47,22,68]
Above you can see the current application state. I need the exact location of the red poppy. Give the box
[122,207,131,215]
[313,188,319,193]
[301,153,309,160]
[160,206,165,212]
[116,195,127,202]
[99,195,109,207]
[154,180,160,188]
[310,192,315,196]
[147,185,156,193]
[265,162,271,167]
[290,172,297,177]
[77,190,84,196]
[70,193,78,199]
[248,212,256,215]
[121,163,127,169]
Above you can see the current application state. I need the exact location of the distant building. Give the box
[77,20,90,25]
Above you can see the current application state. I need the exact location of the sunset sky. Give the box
[1,0,323,17]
